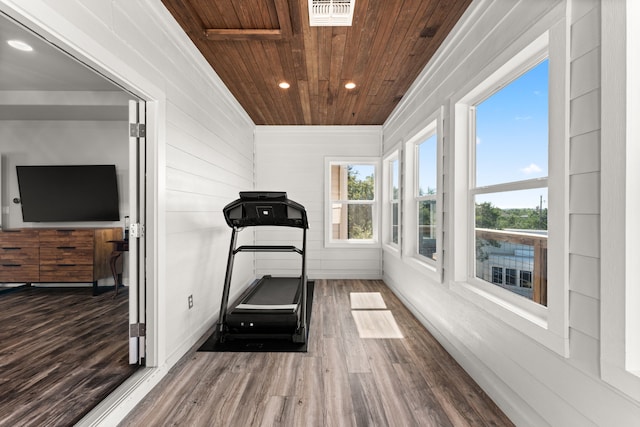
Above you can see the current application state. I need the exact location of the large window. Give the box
[416,133,438,262]
[326,159,379,246]
[403,109,443,276]
[472,58,549,306]
[452,26,568,355]
[385,152,400,247]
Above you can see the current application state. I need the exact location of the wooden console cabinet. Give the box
[0,228,121,295]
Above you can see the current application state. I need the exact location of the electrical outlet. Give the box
[188,295,193,309]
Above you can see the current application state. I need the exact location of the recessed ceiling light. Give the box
[7,40,33,52]
[278,81,290,89]
[345,82,356,89]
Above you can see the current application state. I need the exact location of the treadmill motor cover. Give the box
[224,191,308,229]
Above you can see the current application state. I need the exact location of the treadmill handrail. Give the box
[234,245,303,255]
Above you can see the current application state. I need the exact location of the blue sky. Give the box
[475,59,549,209]
[418,134,437,195]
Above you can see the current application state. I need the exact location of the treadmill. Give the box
[217,191,309,343]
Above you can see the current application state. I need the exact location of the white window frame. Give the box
[469,53,549,306]
[451,21,569,356]
[601,0,640,401]
[324,157,380,248]
[403,108,444,280]
[382,146,401,253]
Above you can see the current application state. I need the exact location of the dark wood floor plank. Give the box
[292,355,324,426]
[120,279,514,427]
[364,341,420,427]
[349,372,390,426]
[392,362,454,427]
[322,336,358,426]
[0,286,136,426]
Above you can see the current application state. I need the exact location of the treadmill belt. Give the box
[198,281,314,353]
[236,277,300,310]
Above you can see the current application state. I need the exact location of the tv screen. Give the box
[16,165,120,222]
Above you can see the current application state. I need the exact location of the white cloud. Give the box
[515,115,532,121]
[476,136,481,145]
[521,163,542,174]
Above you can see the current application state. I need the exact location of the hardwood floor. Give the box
[0,286,137,427]
[121,279,514,426]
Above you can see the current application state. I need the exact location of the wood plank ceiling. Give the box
[161,0,472,125]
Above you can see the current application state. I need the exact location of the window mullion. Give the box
[472,178,549,195]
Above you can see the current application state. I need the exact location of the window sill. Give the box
[602,362,640,402]
[403,255,440,282]
[451,279,568,357]
[324,239,380,249]
[383,243,401,258]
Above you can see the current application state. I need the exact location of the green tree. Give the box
[476,202,547,231]
[475,202,502,229]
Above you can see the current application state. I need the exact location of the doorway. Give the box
[0,11,148,424]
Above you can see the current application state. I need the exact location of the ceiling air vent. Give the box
[309,0,355,26]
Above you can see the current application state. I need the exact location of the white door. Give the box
[128,100,146,364]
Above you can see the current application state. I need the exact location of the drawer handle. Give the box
[58,264,77,267]
[2,264,21,267]
[2,247,21,250]
[57,246,76,250]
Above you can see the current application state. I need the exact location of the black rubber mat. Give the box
[197,281,314,353]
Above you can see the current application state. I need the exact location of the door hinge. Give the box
[130,123,146,138]
[130,223,144,238]
[130,323,146,337]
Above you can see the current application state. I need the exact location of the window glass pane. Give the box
[418,199,437,260]
[474,188,548,306]
[331,202,347,240]
[492,267,503,284]
[392,202,399,244]
[347,204,373,239]
[391,159,399,200]
[348,164,375,200]
[331,202,374,240]
[476,59,549,187]
[520,270,532,288]
[418,134,437,196]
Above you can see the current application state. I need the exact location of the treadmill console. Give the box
[224,191,308,229]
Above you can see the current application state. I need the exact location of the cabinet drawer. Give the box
[0,229,39,247]
[0,264,39,282]
[39,229,93,248]
[40,247,93,265]
[0,247,39,264]
[40,265,93,282]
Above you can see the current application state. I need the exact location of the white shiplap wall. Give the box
[0,0,256,372]
[254,126,382,280]
[568,0,602,378]
[383,0,640,426]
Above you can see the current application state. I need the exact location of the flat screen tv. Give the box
[16,165,120,222]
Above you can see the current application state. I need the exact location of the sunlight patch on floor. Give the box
[350,292,387,309]
[351,310,403,339]
[350,292,403,339]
